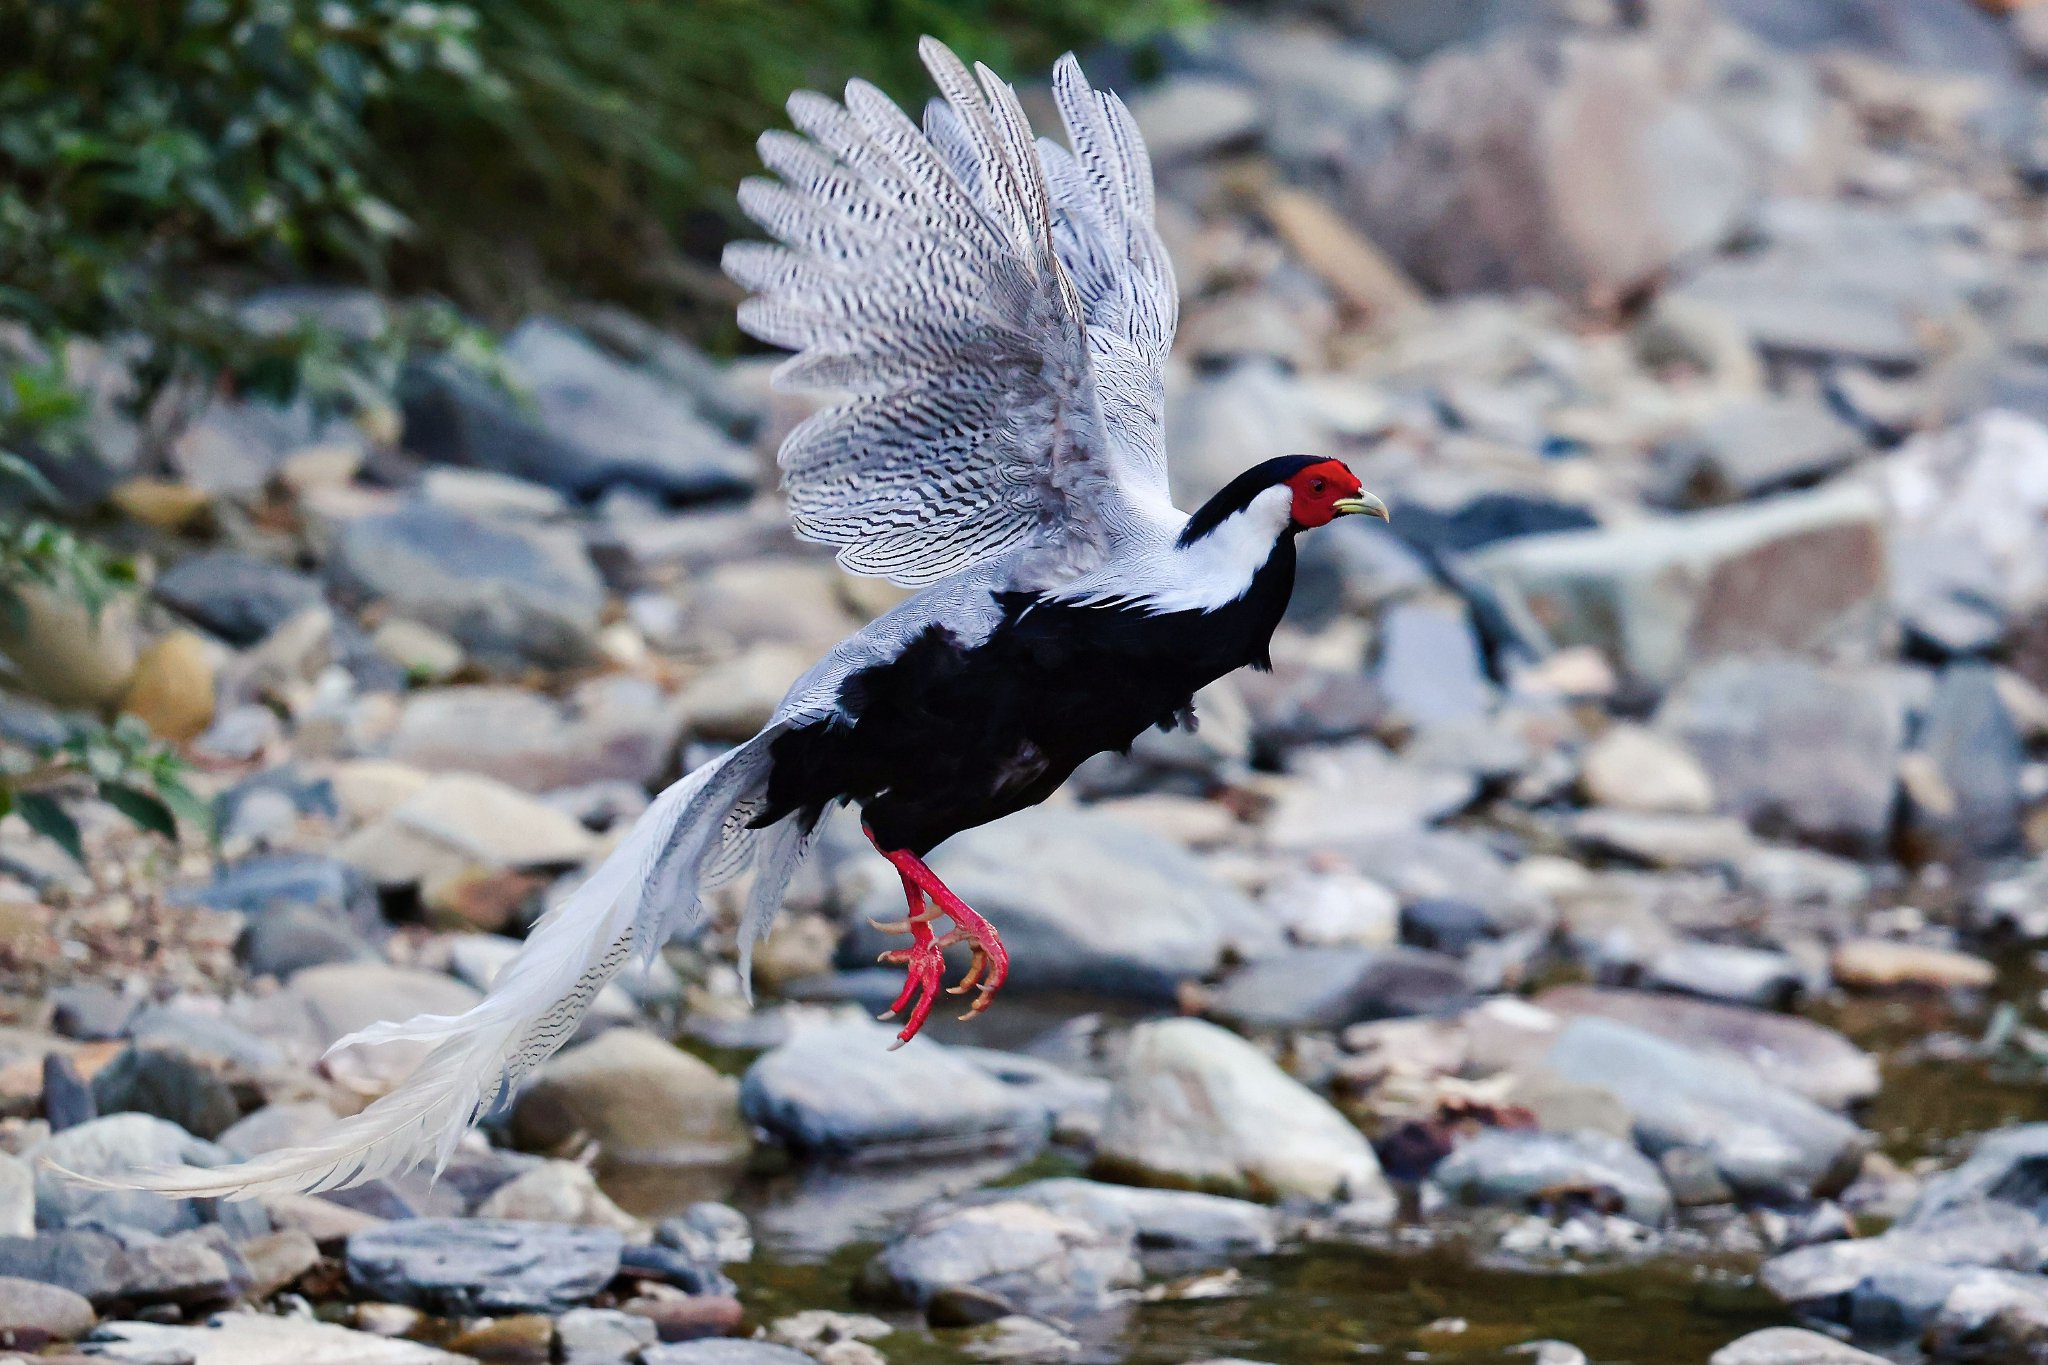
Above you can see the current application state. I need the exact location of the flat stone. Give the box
[1543,1016,1866,1200]
[1001,1177,1278,1255]
[1643,940,1809,1010]
[335,773,596,886]
[1261,870,1400,947]
[1659,658,1904,855]
[88,1046,240,1140]
[1206,946,1468,1031]
[1832,939,1995,992]
[1096,1017,1388,1202]
[1471,482,1889,690]
[1710,1327,1889,1365]
[89,1312,468,1364]
[512,1029,750,1168]
[346,1218,622,1315]
[871,1196,1141,1319]
[386,680,684,793]
[1655,398,1864,506]
[1538,987,1877,1110]
[641,1344,814,1365]
[327,502,605,669]
[29,1114,240,1237]
[1265,743,1478,851]
[0,1273,94,1347]
[1580,724,1715,815]
[1129,75,1263,163]
[1430,1128,1673,1224]
[155,552,325,647]
[741,1021,1050,1160]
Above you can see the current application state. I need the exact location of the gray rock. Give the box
[1128,76,1264,163]
[1430,1128,1673,1224]
[169,854,382,942]
[1543,1017,1866,1200]
[1351,829,1553,938]
[1225,24,1405,171]
[1375,598,1493,729]
[89,1047,241,1141]
[1000,1178,1278,1256]
[168,394,365,495]
[0,1273,94,1346]
[871,1192,1142,1319]
[1718,0,2015,76]
[1265,743,1479,851]
[1351,30,1753,302]
[641,1344,815,1365]
[741,1021,1051,1159]
[386,679,684,793]
[558,1306,659,1365]
[345,1218,622,1314]
[845,807,1278,999]
[29,1114,244,1236]
[1710,1327,1889,1365]
[1660,657,1903,854]
[1643,940,1809,1011]
[237,906,381,977]
[1471,483,1890,691]
[1539,987,1878,1110]
[0,1229,123,1303]
[1207,946,1469,1031]
[749,1153,1034,1260]
[1925,1268,2048,1361]
[1906,1124,2048,1229]
[1761,1199,2044,1314]
[511,1027,750,1168]
[102,1225,253,1306]
[328,502,605,668]
[0,1154,28,1238]
[154,552,323,646]
[1655,398,1865,507]
[1882,414,2048,646]
[1097,1017,1388,1202]
[49,983,136,1041]
[89,1312,468,1364]
[124,1005,289,1074]
[1670,197,1986,365]
[402,320,755,503]
[1913,663,2025,861]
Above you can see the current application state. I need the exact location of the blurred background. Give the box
[5,1,2048,1362]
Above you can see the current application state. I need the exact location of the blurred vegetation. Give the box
[0,0,1197,845]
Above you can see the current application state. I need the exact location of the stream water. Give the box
[603,971,2048,1365]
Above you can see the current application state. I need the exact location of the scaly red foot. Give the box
[865,829,1010,1047]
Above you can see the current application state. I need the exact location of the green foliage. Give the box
[382,0,1207,315]
[0,519,137,632]
[1,713,207,862]
[0,0,496,413]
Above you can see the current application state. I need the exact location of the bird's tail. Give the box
[76,733,803,1201]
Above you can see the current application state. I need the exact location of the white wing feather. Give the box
[723,38,1181,589]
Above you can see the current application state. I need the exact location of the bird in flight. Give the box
[108,37,1386,1199]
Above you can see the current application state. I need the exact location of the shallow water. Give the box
[621,968,2048,1365]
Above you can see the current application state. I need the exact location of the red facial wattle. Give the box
[1285,459,1364,528]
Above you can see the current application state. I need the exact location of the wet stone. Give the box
[345,1219,623,1315]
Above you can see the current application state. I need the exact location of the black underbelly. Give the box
[756,584,1285,855]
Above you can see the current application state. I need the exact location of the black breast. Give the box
[756,540,1296,854]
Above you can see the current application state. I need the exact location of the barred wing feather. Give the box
[723,38,1180,587]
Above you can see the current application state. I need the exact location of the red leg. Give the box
[863,827,1010,1045]
[871,870,945,1049]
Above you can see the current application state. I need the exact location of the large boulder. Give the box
[1469,481,1889,690]
[1096,1018,1389,1202]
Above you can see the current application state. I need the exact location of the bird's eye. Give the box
[1310,478,1326,494]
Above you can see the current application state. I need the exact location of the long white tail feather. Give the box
[79,736,798,1201]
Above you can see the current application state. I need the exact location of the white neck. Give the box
[1050,484,1293,613]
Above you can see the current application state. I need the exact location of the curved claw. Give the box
[866,905,942,935]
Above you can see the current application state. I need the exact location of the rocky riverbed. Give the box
[11,0,2048,1362]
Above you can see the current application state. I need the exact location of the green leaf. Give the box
[17,792,82,863]
[100,781,177,840]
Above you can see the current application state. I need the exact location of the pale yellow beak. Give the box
[1334,491,1389,521]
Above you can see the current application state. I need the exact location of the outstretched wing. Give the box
[723,38,1179,587]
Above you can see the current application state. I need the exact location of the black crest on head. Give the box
[1177,455,1328,547]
